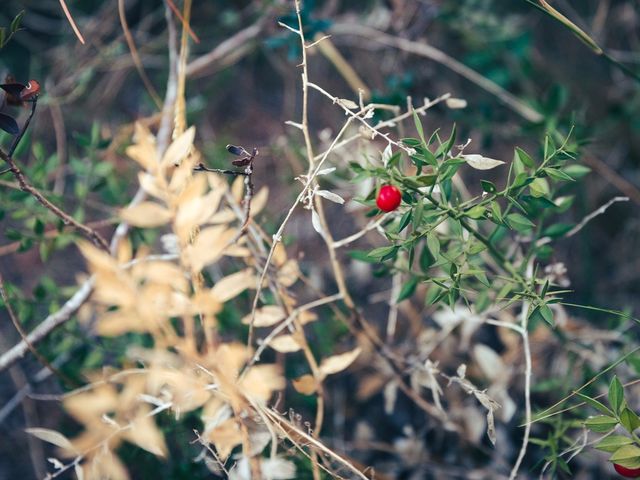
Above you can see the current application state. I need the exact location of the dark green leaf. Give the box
[10,11,25,33]
[481,180,497,193]
[396,277,418,303]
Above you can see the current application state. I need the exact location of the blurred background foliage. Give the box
[0,0,638,478]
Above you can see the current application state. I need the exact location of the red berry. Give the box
[376,185,402,212]
[614,463,640,478]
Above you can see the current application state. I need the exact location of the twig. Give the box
[332,214,389,248]
[329,23,544,123]
[0,278,94,373]
[193,163,249,176]
[0,271,74,385]
[9,98,38,157]
[118,0,163,109]
[248,116,355,347]
[0,99,110,250]
[165,0,200,43]
[58,0,86,44]
[508,259,535,480]
[566,196,629,237]
[0,147,110,251]
[307,81,412,155]
[248,293,343,367]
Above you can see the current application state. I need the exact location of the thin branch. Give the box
[58,0,86,44]
[118,0,163,109]
[329,23,544,123]
[0,278,94,373]
[509,259,535,480]
[567,196,629,237]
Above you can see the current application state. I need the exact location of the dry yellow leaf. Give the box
[299,311,318,325]
[116,238,132,264]
[122,410,168,457]
[292,374,317,395]
[319,347,362,378]
[241,305,285,327]
[250,186,269,217]
[207,418,243,461]
[138,172,167,201]
[85,450,130,480]
[162,126,195,167]
[97,310,142,336]
[131,261,188,293]
[267,334,301,353]
[175,173,207,207]
[231,175,244,202]
[240,364,286,402]
[120,202,172,228]
[277,259,300,287]
[175,189,226,241]
[64,384,120,425]
[208,208,237,225]
[184,226,237,272]
[25,428,78,454]
[210,268,256,302]
[224,245,250,257]
[77,240,119,274]
[93,272,137,308]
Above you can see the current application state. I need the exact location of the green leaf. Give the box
[562,164,591,179]
[480,180,497,193]
[620,407,640,433]
[465,205,486,219]
[412,110,426,147]
[595,435,634,453]
[543,223,574,238]
[511,172,531,189]
[426,233,440,258]
[367,245,397,259]
[348,250,378,264]
[539,304,554,325]
[529,178,550,198]
[575,392,614,416]
[506,213,535,232]
[610,444,640,469]
[10,10,25,33]
[515,147,535,168]
[396,278,418,303]
[544,167,574,182]
[609,376,624,415]
[34,219,45,236]
[425,285,445,305]
[398,210,412,233]
[490,201,503,224]
[419,245,435,270]
[584,415,618,433]
[0,27,5,48]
